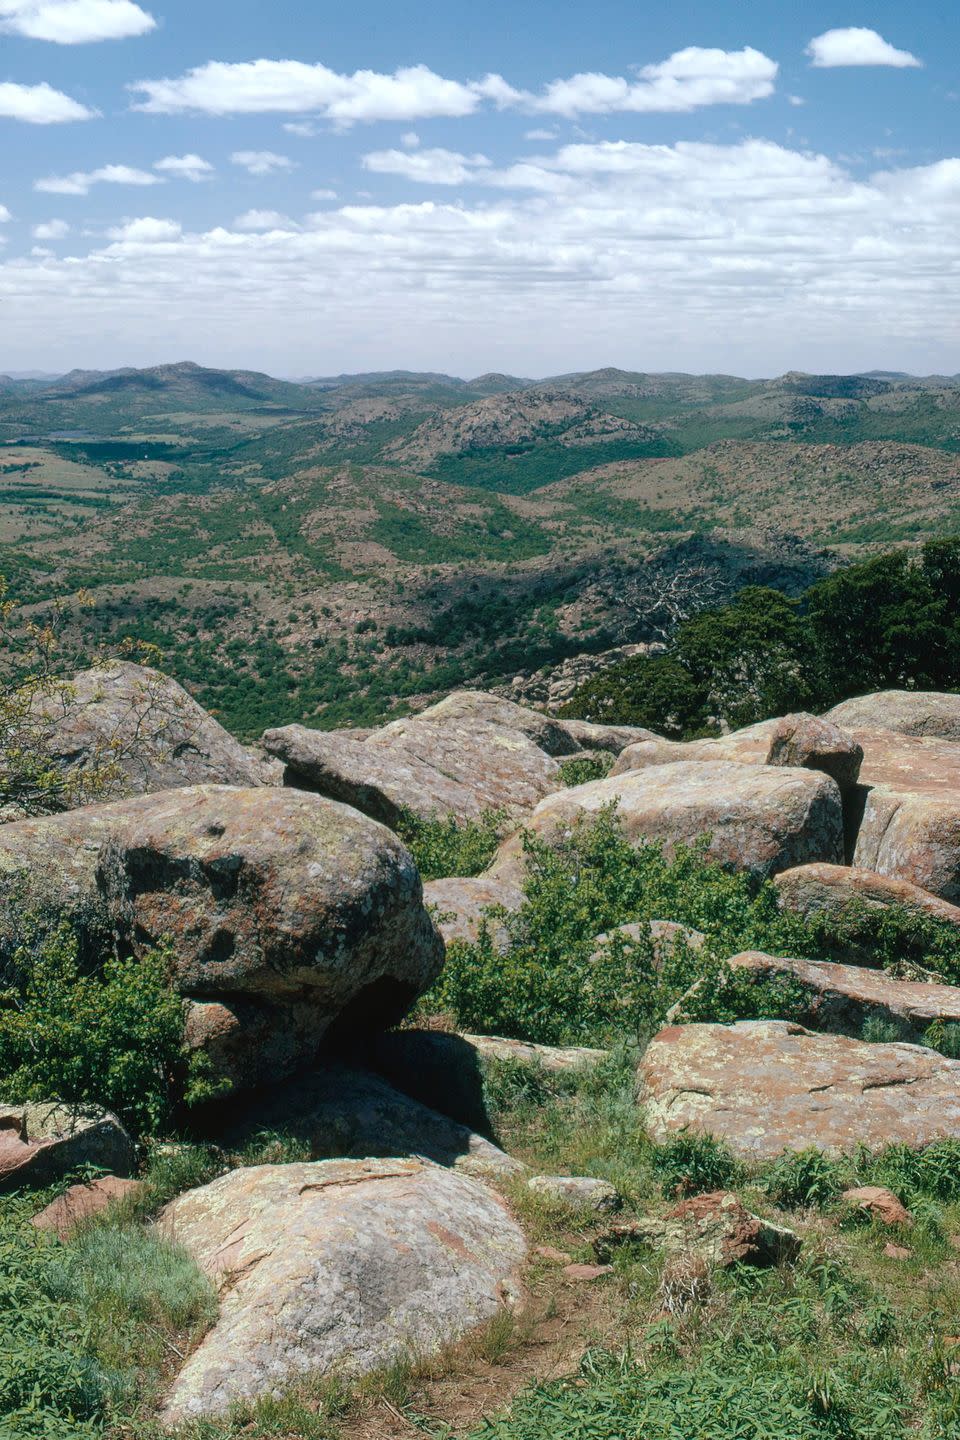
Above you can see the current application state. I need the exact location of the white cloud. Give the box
[130,59,484,124]
[311,188,337,200]
[0,0,154,42]
[0,80,94,122]
[154,153,214,182]
[8,138,960,376]
[32,218,69,238]
[524,127,556,140]
[283,120,317,136]
[35,163,162,195]
[234,209,295,230]
[787,95,805,107]
[106,216,181,242]
[363,147,491,184]
[400,131,420,148]
[0,205,10,222]
[529,46,778,116]
[231,149,296,175]
[807,28,921,69]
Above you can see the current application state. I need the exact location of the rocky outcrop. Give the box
[639,1021,960,1159]
[594,1191,800,1268]
[29,662,277,802]
[554,717,661,755]
[713,950,960,1041]
[0,786,443,1092]
[766,713,863,793]
[826,691,960,741]
[160,1158,527,1424]
[848,728,960,901]
[611,721,777,776]
[492,761,844,881]
[264,690,569,826]
[0,1103,133,1191]
[500,644,655,714]
[774,863,960,930]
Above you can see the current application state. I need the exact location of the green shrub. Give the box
[558,753,614,787]
[669,961,810,1026]
[396,807,506,882]
[762,1148,849,1209]
[650,1131,743,1198]
[0,924,188,1137]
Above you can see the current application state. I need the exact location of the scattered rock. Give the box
[765,713,863,793]
[842,1186,913,1227]
[703,950,960,1042]
[594,1191,800,1268]
[32,1176,142,1239]
[849,728,960,901]
[423,873,525,949]
[535,1244,573,1264]
[562,1262,612,1282]
[160,1157,528,1424]
[0,1104,133,1192]
[774,863,960,932]
[527,1176,622,1214]
[0,786,444,1093]
[883,1242,912,1260]
[639,1021,960,1159]
[493,761,844,881]
[825,691,960,742]
[28,661,277,805]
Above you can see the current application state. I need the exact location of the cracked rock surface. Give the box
[638,1020,960,1159]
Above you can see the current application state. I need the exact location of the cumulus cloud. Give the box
[807,28,921,69]
[105,217,182,242]
[154,153,214,182]
[128,46,777,124]
[0,205,11,222]
[311,188,337,200]
[283,120,317,136]
[363,147,491,184]
[0,0,154,42]
[35,163,162,195]
[0,80,94,122]
[32,218,69,238]
[234,209,296,230]
[524,127,556,141]
[231,149,296,175]
[6,139,960,375]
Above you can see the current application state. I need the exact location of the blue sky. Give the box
[0,0,957,376]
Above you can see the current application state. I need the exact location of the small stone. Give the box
[32,1177,142,1240]
[842,1186,913,1227]
[883,1242,912,1260]
[534,1245,573,1265]
[562,1263,612,1281]
[527,1176,622,1214]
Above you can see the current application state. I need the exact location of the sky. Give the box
[0,0,957,378]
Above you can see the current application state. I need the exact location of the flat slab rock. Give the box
[825,691,960,742]
[264,690,574,827]
[0,1103,133,1191]
[774,863,960,929]
[639,1020,960,1159]
[492,760,843,881]
[721,950,960,1042]
[160,1157,527,1424]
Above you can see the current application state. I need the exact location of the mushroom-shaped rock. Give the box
[639,1021,960,1160]
[491,761,844,882]
[0,786,443,1092]
[159,1158,527,1424]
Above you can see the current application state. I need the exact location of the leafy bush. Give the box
[0,924,189,1137]
[558,753,614,787]
[650,1132,743,1198]
[396,807,506,882]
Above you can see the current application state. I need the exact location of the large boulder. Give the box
[491,761,844,881]
[557,718,661,756]
[28,661,276,802]
[611,721,778,776]
[0,786,443,1092]
[160,1157,527,1424]
[713,950,960,1041]
[766,714,863,794]
[848,728,960,901]
[639,1020,960,1159]
[774,863,960,930]
[0,1103,133,1191]
[423,873,525,948]
[264,690,568,827]
[825,691,960,741]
